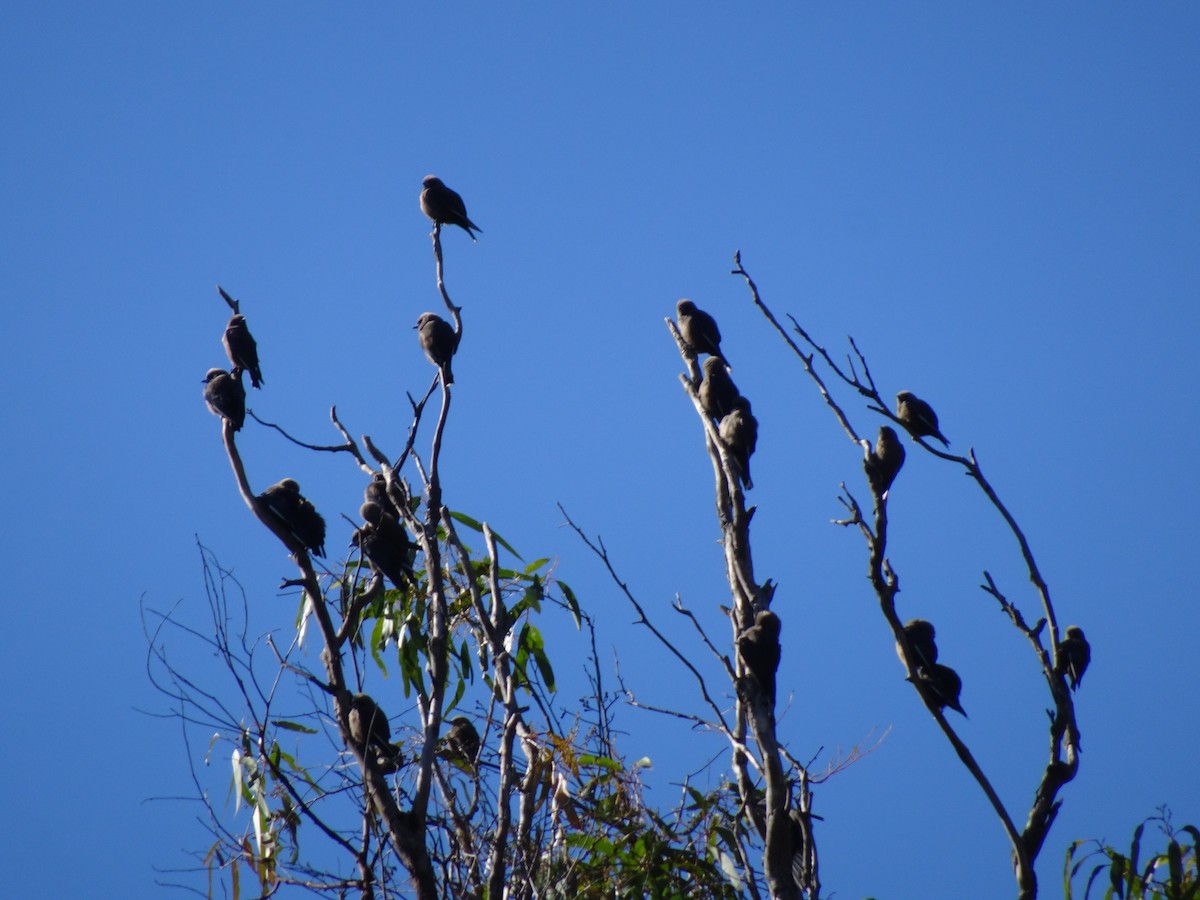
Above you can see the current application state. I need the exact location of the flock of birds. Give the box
[673,297,1091,718]
[200,175,487,773]
[201,174,1091,773]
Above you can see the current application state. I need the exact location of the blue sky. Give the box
[1,4,1197,898]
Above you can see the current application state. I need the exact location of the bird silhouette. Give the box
[353,501,415,590]
[202,368,246,431]
[439,716,481,771]
[1057,625,1091,691]
[866,425,906,499]
[896,391,949,447]
[719,397,758,490]
[347,692,404,772]
[258,478,326,557]
[222,314,263,389]
[897,618,938,672]
[420,175,481,240]
[920,663,967,717]
[416,312,458,385]
[699,356,739,421]
[676,299,731,368]
[738,610,782,704]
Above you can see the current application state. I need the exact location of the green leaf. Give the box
[447,510,524,560]
[577,754,621,772]
[272,720,319,735]
[459,638,473,681]
[1169,841,1184,893]
[1130,824,1145,886]
[524,558,550,575]
[370,617,388,677]
[559,581,582,629]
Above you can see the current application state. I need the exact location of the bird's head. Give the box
[676,299,696,316]
[415,311,441,330]
[422,175,443,188]
[755,610,781,637]
[904,618,936,641]
[360,501,384,525]
[203,368,227,383]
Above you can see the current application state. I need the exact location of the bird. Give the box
[364,473,401,518]
[676,299,731,368]
[719,397,758,490]
[420,175,481,240]
[865,426,906,500]
[202,368,246,431]
[348,692,392,749]
[257,478,326,557]
[353,501,415,590]
[222,314,264,389]
[920,663,967,717]
[699,356,739,421]
[441,716,481,769]
[896,391,950,447]
[896,618,938,672]
[1057,625,1091,691]
[416,312,458,385]
[737,610,782,705]
[347,692,404,772]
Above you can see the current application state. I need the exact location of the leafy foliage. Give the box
[1066,810,1199,900]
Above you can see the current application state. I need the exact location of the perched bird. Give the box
[1057,625,1091,691]
[416,312,458,385]
[348,692,392,750]
[699,356,739,421]
[719,397,758,490]
[896,618,938,672]
[676,299,731,368]
[347,692,404,772]
[364,473,400,518]
[258,478,326,557]
[420,175,481,240]
[920,663,967,717]
[353,501,415,590]
[442,716,481,768]
[865,426,906,500]
[202,368,246,431]
[737,610,782,705]
[222,314,264,389]
[896,391,950,447]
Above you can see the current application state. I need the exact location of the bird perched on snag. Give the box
[439,716,482,771]
[865,425,906,500]
[347,692,404,772]
[203,368,246,431]
[719,396,758,491]
[920,662,967,717]
[1057,625,1091,691]
[353,501,415,590]
[364,473,400,518]
[676,299,731,368]
[416,312,458,385]
[420,175,481,240]
[896,391,949,447]
[258,478,326,557]
[699,356,739,421]
[738,610,782,705]
[222,314,264,389]
[896,618,938,672]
